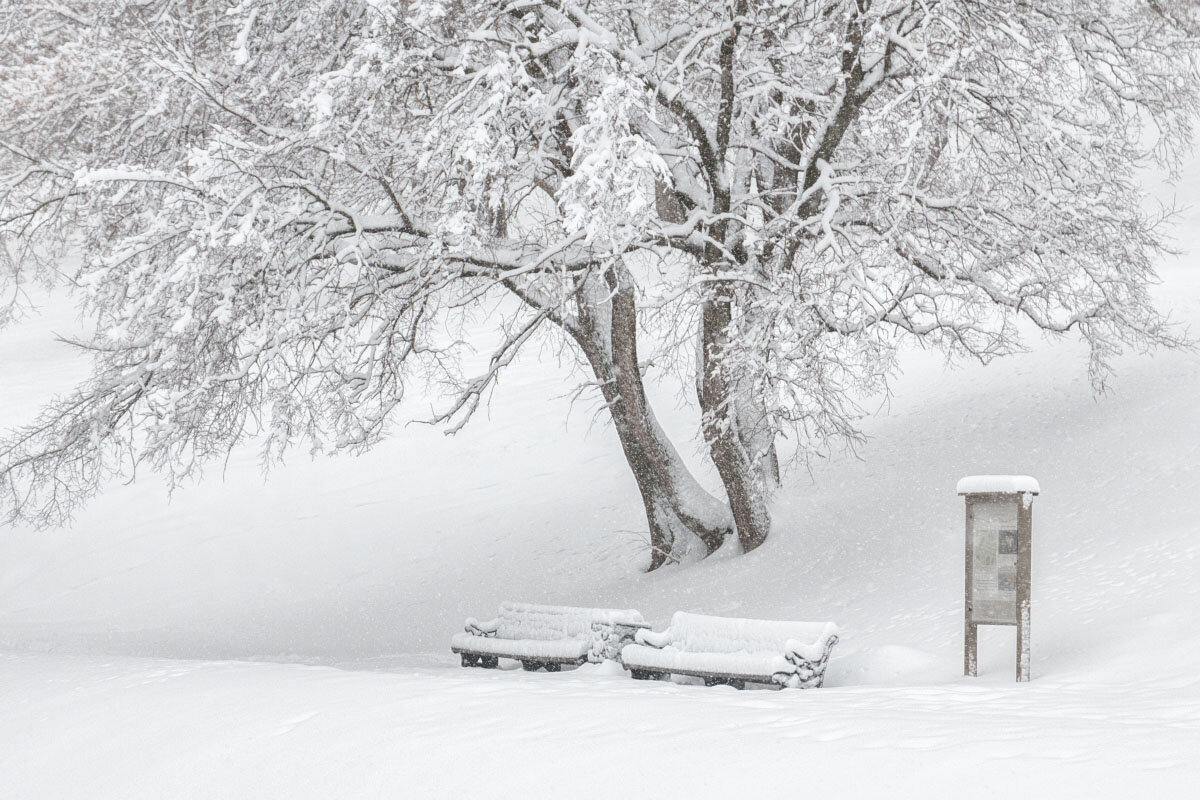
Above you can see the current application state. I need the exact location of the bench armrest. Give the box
[634,627,672,648]
[784,626,839,665]
[464,617,500,637]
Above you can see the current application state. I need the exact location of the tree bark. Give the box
[570,265,733,569]
[697,292,773,554]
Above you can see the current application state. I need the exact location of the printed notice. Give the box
[971,500,1019,623]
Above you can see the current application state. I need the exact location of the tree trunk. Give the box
[570,265,733,569]
[697,292,773,555]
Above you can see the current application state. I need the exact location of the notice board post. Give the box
[958,475,1039,682]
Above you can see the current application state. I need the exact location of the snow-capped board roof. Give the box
[956,475,1040,495]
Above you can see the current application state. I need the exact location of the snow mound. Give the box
[829,645,948,687]
[637,612,837,660]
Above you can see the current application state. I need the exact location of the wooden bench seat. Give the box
[620,612,839,689]
[451,602,647,672]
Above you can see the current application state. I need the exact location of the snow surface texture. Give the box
[453,602,645,662]
[3,160,1200,795]
[957,475,1042,495]
[622,611,838,685]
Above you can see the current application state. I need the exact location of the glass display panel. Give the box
[971,499,1019,623]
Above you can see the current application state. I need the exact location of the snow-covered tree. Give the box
[2,1,1197,568]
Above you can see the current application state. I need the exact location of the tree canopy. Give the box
[2,1,1197,565]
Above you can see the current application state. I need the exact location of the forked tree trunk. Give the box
[570,265,733,569]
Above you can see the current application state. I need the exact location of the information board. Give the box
[960,476,1036,682]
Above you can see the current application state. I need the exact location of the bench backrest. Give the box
[663,612,837,655]
[495,602,645,641]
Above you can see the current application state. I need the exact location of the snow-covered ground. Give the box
[2,159,1199,797]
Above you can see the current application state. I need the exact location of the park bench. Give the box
[451,602,648,672]
[620,612,839,689]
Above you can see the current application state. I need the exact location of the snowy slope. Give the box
[1,159,1199,797]
[2,651,1193,799]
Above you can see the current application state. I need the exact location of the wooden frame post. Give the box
[964,497,977,677]
[1016,496,1033,682]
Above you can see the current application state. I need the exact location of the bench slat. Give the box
[451,644,588,665]
[450,631,590,661]
[633,666,787,686]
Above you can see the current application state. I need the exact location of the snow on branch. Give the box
[0,0,1197,528]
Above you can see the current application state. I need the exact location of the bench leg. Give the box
[701,676,746,689]
[479,656,499,669]
[544,662,561,673]
[521,661,541,672]
[460,653,479,668]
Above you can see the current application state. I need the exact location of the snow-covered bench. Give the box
[620,612,839,689]
[451,602,648,672]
